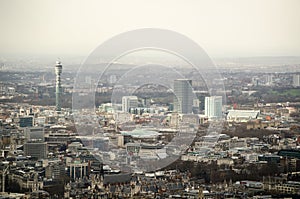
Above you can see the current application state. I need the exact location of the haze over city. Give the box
[1,1,300,199]
[1,0,300,58]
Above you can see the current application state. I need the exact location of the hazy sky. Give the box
[0,0,300,58]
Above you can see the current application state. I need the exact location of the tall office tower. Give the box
[122,96,138,112]
[265,75,273,86]
[205,96,223,119]
[55,61,62,111]
[173,79,193,114]
[293,74,300,87]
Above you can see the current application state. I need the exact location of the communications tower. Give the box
[55,61,62,111]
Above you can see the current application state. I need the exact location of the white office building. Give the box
[122,96,138,113]
[205,96,223,119]
[265,75,273,86]
[293,74,300,87]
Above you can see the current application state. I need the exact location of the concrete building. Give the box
[24,127,44,142]
[19,116,34,127]
[122,96,138,113]
[126,143,141,157]
[24,142,48,159]
[173,79,193,114]
[293,74,300,87]
[265,74,273,86]
[274,181,300,194]
[205,96,223,119]
[45,162,65,180]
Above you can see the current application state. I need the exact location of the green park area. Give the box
[269,88,300,97]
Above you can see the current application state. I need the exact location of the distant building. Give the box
[274,181,300,194]
[45,162,65,180]
[24,127,44,142]
[205,96,223,119]
[258,154,280,163]
[170,112,179,127]
[293,74,300,87]
[55,61,62,111]
[67,142,83,153]
[142,98,151,107]
[129,107,155,115]
[122,96,138,113]
[265,74,273,86]
[66,160,89,179]
[109,75,117,84]
[126,143,141,157]
[278,149,300,159]
[252,77,259,86]
[173,79,193,114]
[19,116,34,127]
[24,142,48,159]
[227,110,260,122]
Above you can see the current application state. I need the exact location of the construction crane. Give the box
[1,162,9,193]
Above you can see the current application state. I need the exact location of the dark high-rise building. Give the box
[173,79,193,114]
[19,116,34,127]
[24,142,48,159]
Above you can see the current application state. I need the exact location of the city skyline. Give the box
[1,1,300,198]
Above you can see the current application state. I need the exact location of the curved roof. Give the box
[121,128,161,138]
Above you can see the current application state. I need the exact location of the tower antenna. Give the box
[55,60,63,112]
